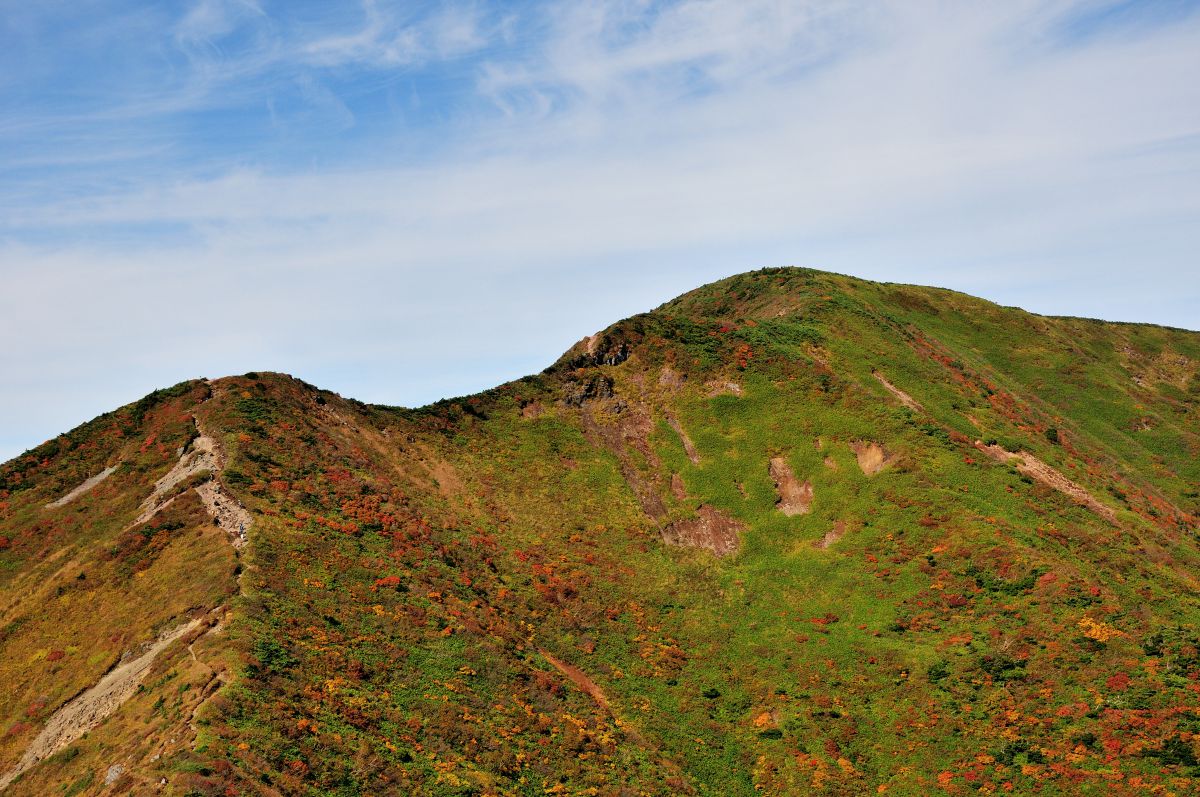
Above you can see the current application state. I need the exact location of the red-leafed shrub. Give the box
[373,575,402,591]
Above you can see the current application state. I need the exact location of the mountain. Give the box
[1,268,1198,796]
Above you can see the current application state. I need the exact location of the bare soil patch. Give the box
[815,521,846,549]
[539,650,610,710]
[45,465,118,509]
[134,432,220,525]
[705,380,743,397]
[849,441,893,476]
[658,366,685,389]
[133,418,251,547]
[662,505,744,557]
[872,372,923,412]
[974,441,1117,523]
[0,618,202,790]
[768,457,813,516]
[666,414,699,464]
[670,473,688,500]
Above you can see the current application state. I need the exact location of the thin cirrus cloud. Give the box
[1,0,1198,464]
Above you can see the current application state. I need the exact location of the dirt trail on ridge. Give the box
[133,402,252,546]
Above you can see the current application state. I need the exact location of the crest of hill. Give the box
[2,267,1200,795]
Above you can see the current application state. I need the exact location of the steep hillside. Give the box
[1,268,1198,796]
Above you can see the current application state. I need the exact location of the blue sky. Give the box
[2,0,1199,462]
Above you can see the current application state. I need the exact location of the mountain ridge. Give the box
[1,267,1199,796]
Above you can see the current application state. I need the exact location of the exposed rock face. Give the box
[562,374,615,407]
[768,457,813,516]
[662,505,745,557]
[196,481,252,544]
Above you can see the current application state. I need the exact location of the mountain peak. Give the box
[2,272,1199,794]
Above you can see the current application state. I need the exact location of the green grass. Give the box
[3,269,1200,795]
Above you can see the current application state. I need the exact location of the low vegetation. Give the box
[1,268,1198,795]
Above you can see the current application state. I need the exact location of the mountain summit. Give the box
[1,268,1198,795]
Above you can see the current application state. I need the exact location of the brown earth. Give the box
[539,650,610,711]
[849,441,893,476]
[662,505,744,557]
[670,473,688,500]
[666,414,700,464]
[815,521,846,549]
[974,441,1117,523]
[658,366,685,389]
[872,372,924,412]
[768,457,813,516]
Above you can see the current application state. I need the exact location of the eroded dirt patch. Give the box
[974,442,1117,523]
[134,431,219,525]
[815,520,846,549]
[658,366,685,389]
[670,473,688,500]
[540,650,610,711]
[666,414,700,464]
[195,482,252,545]
[768,457,812,516]
[662,505,744,557]
[872,372,923,412]
[0,618,202,790]
[705,380,743,397]
[579,401,668,521]
[134,418,251,547]
[45,465,118,509]
[849,441,893,476]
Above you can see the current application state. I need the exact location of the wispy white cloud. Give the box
[1,0,1199,462]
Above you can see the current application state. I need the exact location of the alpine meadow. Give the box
[1,268,1199,796]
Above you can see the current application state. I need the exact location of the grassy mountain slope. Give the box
[1,268,1198,796]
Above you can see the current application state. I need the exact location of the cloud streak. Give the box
[1,0,1199,462]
